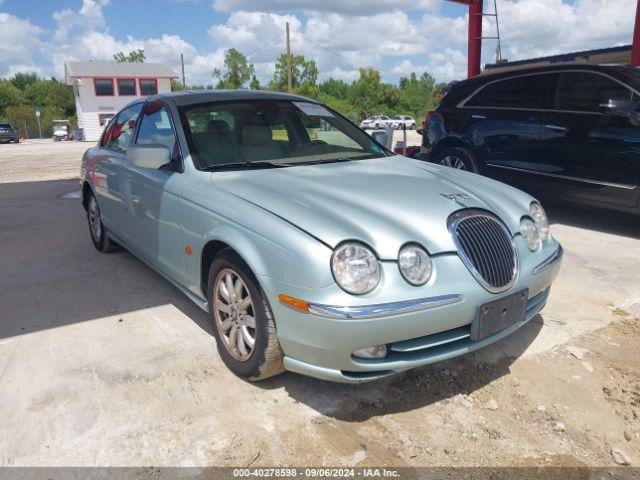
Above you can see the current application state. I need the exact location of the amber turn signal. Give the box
[278,294,309,313]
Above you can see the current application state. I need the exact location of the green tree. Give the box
[114,49,146,63]
[270,53,318,92]
[213,48,255,89]
[10,72,39,91]
[249,74,261,90]
[24,78,75,118]
[397,72,439,121]
[6,104,67,138]
[0,80,26,117]
[171,80,206,91]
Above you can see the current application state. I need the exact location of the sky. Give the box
[0,0,637,86]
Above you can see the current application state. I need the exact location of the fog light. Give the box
[353,345,388,359]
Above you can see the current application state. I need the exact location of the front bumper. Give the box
[262,240,563,383]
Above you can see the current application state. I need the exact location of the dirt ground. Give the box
[0,140,638,469]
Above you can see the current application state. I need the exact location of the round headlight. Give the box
[520,217,540,251]
[398,244,432,285]
[530,202,550,241]
[331,242,380,295]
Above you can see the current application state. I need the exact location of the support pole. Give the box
[468,0,483,77]
[286,21,292,93]
[631,0,640,66]
[180,53,186,87]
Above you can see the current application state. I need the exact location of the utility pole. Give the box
[286,21,292,93]
[180,53,186,87]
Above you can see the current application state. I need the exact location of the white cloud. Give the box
[212,0,441,15]
[0,13,44,69]
[7,64,45,77]
[485,0,636,63]
[53,0,110,41]
[391,48,467,82]
[2,0,638,85]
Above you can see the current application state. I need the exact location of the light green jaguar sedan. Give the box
[80,90,562,383]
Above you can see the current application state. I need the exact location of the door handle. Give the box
[544,125,568,133]
[472,115,487,120]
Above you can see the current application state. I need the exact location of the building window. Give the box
[139,79,158,96]
[117,79,136,96]
[94,79,114,96]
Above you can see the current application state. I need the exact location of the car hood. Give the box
[212,156,532,259]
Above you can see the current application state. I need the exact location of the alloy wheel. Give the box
[213,268,257,362]
[88,196,102,241]
[440,155,467,170]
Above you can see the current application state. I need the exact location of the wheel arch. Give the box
[199,231,271,300]
[430,135,474,162]
[81,181,94,211]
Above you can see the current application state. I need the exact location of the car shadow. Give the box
[0,178,212,340]
[257,314,543,422]
[544,199,640,240]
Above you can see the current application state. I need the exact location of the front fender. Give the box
[179,195,335,299]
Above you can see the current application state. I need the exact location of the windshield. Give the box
[181,100,387,169]
[0,124,12,129]
[392,115,401,120]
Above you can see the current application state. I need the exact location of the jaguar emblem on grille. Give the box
[441,193,472,202]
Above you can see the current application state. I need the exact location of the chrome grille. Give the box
[448,210,518,293]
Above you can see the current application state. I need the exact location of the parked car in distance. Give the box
[360,115,391,129]
[81,90,562,383]
[391,115,416,130]
[419,64,640,215]
[0,123,19,143]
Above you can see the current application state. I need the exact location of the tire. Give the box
[14,137,19,143]
[375,123,380,129]
[435,146,480,173]
[208,249,284,381]
[86,190,119,252]
[410,123,416,130]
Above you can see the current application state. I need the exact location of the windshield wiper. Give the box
[202,161,288,171]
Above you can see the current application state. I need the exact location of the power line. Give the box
[244,29,284,61]
[289,28,398,76]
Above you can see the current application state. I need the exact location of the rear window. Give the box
[466,73,558,109]
[555,72,638,112]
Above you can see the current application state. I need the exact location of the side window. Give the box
[555,72,638,112]
[106,104,143,153]
[466,74,558,109]
[136,103,177,152]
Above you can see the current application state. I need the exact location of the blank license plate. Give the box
[471,289,528,342]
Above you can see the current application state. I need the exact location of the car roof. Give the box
[442,63,637,106]
[458,63,633,88]
[147,89,317,107]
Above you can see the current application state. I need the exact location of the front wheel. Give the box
[435,147,479,173]
[208,250,284,381]
[86,191,119,252]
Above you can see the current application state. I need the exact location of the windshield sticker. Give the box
[371,146,383,153]
[293,102,334,117]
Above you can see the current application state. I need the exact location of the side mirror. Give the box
[416,128,424,135]
[599,99,639,119]
[127,144,171,170]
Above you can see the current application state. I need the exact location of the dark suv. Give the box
[420,64,640,214]
[0,123,19,143]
